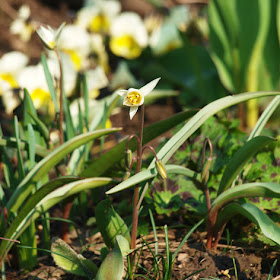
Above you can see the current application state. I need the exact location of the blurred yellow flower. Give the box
[110,12,148,59]
[76,0,120,34]
[0,51,28,113]
[10,5,35,42]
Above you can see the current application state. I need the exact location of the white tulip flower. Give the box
[36,22,65,50]
[118,78,160,120]
[110,12,148,59]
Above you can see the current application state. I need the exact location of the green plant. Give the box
[106,89,280,250]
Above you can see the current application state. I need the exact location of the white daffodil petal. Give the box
[117,89,127,96]
[140,77,161,96]
[129,106,139,120]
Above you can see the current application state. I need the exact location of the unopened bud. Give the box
[156,160,167,180]
[201,157,212,185]
[125,149,133,169]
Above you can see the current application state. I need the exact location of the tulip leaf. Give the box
[218,136,276,194]
[27,111,50,142]
[80,109,198,178]
[106,165,200,194]
[6,128,120,215]
[96,235,125,280]
[215,202,280,246]
[51,237,98,277]
[0,177,113,264]
[0,137,49,157]
[211,182,280,215]
[41,53,59,112]
[95,199,131,249]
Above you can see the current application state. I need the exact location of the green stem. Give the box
[55,49,64,145]
[130,105,145,250]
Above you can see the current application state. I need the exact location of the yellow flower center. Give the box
[89,14,110,33]
[110,34,142,59]
[126,91,142,105]
[0,73,18,88]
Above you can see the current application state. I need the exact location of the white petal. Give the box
[117,89,127,96]
[140,77,161,96]
[129,106,139,119]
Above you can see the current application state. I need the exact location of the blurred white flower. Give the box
[90,34,110,72]
[45,54,77,97]
[0,51,29,113]
[149,6,190,55]
[76,0,121,34]
[110,12,148,59]
[85,66,109,99]
[18,64,55,116]
[10,5,35,42]
[118,77,160,119]
[36,22,65,50]
[57,24,91,71]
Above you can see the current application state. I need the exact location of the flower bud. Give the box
[156,160,167,180]
[125,149,133,169]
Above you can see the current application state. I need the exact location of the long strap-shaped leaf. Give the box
[152,91,280,167]
[211,182,280,215]
[0,177,113,264]
[218,136,276,194]
[80,110,197,178]
[215,202,280,245]
[106,165,200,194]
[0,137,49,157]
[6,128,120,215]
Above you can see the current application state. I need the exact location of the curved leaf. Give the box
[96,235,124,280]
[124,91,280,202]
[218,136,276,194]
[6,128,120,215]
[51,237,97,277]
[211,182,280,215]
[152,91,280,168]
[106,165,200,194]
[215,202,280,245]
[249,96,280,140]
[80,109,197,178]
[0,177,113,264]
[95,199,130,249]
[0,137,49,158]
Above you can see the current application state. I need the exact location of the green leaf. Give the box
[96,235,125,280]
[218,136,276,194]
[51,237,97,277]
[211,182,280,215]
[106,165,200,194]
[27,111,50,142]
[0,137,49,158]
[41,53,59,112]
[27,124,35,169]
[14,116,25,180]
[151,91,280,168]
[80,110,197,178]
[95,199,131,249]
[0,177,113,265]
[215,202,280,246]
[6,128,121,215]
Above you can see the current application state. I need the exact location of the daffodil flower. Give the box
[36,22,65,50]
[118,77,160,120]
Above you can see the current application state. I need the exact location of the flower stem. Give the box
[55,49,64,145]
[130,105,145,250]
